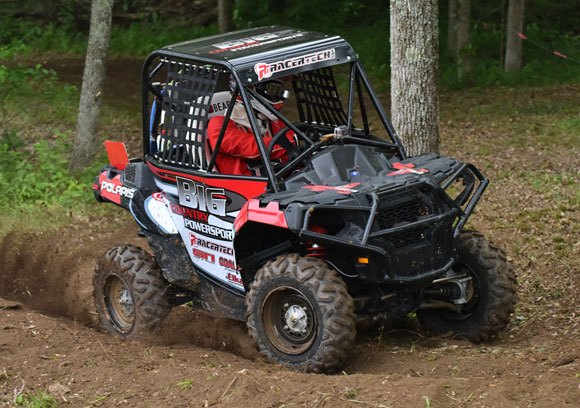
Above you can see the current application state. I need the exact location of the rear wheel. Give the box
[417,231,517,342]
[246,254,356,373]
[93,244,170,337]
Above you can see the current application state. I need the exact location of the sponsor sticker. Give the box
[177,177,226,217]
[100,180,135,199]
[190,233,234,256]
[254,48,336,81]
[193,248,215,263]
[386,162,429,176]
[226,272,243,286]
[209,32,304,54]
[303,182,360,195]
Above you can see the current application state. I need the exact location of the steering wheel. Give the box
[293,122,322,142]
[266,126,299,159]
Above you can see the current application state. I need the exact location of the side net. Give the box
[155,60,220,169]
[292,67,347,127]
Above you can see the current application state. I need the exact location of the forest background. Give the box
[0,1,578,406]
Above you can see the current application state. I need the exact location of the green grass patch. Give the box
[14,391,58,408]
[0,64,79,129]
[0,128,107,235]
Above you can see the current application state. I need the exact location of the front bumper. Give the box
[299,164,488,284]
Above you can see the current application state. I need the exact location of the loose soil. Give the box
[0,58,578,407]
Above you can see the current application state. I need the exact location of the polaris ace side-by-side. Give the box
[93,27,516,373]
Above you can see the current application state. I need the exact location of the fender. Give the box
[130,191,179,235]
[234,199,288,232]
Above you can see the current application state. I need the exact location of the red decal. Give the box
[254,63,272,81]
[104,140,129,171]
[193,248,215,263]
[170,203,210,223]
[234,199,288,231]
[226,272,244,285]
[302,182,360,195]
[387,162,429,176]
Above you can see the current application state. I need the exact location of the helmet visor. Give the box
[256,80,286,103]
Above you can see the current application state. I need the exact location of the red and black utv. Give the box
[93,26,516,373]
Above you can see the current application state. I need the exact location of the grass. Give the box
[14,391,58,408]
[176,379,194,390]
[0,61,120,237]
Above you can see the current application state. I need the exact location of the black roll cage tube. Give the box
[141,52,407,191]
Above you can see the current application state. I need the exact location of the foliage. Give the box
[0,64,103,233]
[0,64,79,127]
[14,391,58,408]
[0,129,98,209]
[1,0,578,89]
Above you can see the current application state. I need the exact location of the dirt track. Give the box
[0,60,578,406]
[0,220,578,407]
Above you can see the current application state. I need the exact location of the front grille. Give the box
[391,228,425,248]
[377,196,429,230]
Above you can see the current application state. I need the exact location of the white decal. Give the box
[254,48,336,81]
[101,180,135,199]
[145,195,178,234]
[210,32,305,54]
[177,177,226,217]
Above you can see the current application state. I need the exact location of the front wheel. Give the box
[417,231,517,342]
[93,244,170,337]
[246,254,356,373]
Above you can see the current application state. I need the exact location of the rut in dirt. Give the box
[0,226,259,360]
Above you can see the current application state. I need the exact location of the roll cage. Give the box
[141,26,407,192]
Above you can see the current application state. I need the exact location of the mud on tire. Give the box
[93,244,170,337]
[417,231,517,342]
[246,253,356,373]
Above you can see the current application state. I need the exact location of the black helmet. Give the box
[255,80,287,105]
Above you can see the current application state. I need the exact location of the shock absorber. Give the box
[305,225,327,258]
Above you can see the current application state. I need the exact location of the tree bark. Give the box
[447,0,458,59]
[505,0,525,72]
[69,0,113,172]
[456,0,471,79]
[218,0,234,33]
[390,0,439,156]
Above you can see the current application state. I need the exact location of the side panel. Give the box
[94,169,136,207]
[148,162,268,291]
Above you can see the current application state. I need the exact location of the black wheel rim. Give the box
[261,286,317,355]
[103,274,135,333]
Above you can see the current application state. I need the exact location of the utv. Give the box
[93,27,516,373]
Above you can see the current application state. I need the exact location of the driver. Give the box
[207,79,294,176]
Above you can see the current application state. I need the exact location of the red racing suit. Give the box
[207,116,294,176]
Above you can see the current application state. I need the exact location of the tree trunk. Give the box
[456,0,471,79]
[218,0,234,33]
[447,0,458,59]
[390,0,439,156]
[69,0,113,172]
[505,0,525,72]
